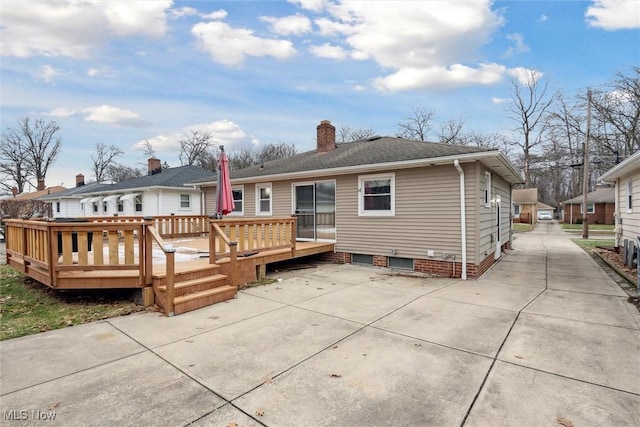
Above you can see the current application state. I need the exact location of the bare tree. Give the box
[337,125,377,143]
[92,143,124,182]
[195,147,218,172]
[2,117,62,190]
[178,130,215,166]
[0,131,30,195]
[0,199,50,219]
[397,107,436,141]
[438,118,466,144]
[138,139,156,158]
[228,148,255,171]
[106,163,143,182]
[256,142,297,163]
[507,70,558,186]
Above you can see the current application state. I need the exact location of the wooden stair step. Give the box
[173,285,237,315]
[158,274,227,293]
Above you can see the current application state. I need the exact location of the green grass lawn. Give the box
[0,265,145,341]
[561,224,614,231]
[513,223,534,232]
[571,239,615,251]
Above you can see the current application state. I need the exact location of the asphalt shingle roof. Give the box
[190,137,497,183]
[37,182,108,200]
[562,187,615,204]
[104,165,212,192]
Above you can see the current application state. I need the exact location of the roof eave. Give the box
[599,151,640,181]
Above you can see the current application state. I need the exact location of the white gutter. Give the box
[453,160,467,280]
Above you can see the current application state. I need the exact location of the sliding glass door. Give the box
[294,181,335,241]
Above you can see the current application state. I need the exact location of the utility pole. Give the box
[582,89,591,239]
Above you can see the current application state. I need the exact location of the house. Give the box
[561,186,615,225]
[512,188,539,224]
[39,159,212,218]
[600,151,640,268]
[189,120,523,279]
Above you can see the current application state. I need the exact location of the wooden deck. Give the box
[4,216,334,316]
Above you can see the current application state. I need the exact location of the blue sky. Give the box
[1,0,639,189]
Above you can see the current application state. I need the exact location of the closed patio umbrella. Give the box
[215,146,235,218]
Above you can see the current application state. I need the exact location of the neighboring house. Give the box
[0,185,67,218]
[537,202,555,220]
[12,185,67,201]
[189,120,523,279]
[600,151,640,263]
[39,159,212,218]
[512,188,539,224]
[561,186,615,225]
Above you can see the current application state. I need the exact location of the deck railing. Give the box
[88,215,209,238]
[146,224,176,316]
[209,217,297,260]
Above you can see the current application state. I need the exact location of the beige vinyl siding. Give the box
[618,170,640,245]
[203,187,216,215]
[476,166,512,263]
[272,181,293,216]
[335,163,478,261]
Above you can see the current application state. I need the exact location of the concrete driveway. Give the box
[1,222,639,426]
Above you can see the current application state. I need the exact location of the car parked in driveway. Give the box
[538,211,553,220]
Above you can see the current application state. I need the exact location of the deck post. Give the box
[290,215,297,257]
[208,217,217,264]
[165,249,176,316]
[229,241,238,287]
[47,220,56,286]
[143,219,153,285]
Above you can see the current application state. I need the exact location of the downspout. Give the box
[453,160,467,280]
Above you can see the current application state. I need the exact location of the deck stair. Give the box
[153,265,236,315]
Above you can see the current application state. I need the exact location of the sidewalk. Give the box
[1,222,638,426]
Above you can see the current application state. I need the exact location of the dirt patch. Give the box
[593,246,637,285]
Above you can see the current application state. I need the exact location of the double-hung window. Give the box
[580,203,595,214]
[484,171,491,208]
[256,183,272,215]
[626,178,633,212]
[232,186,244,215]
[135,195,143,212]
[358,173,395,216]
[180,194,190,209]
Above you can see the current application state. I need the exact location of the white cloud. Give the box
[87,68,100,77]
[309,43,348,60]
[374,63,506,91]
[202,10,228,20]
[170,7,199,19]
[136,120,254,153]
[83,105,151,127]
[192,21,297,66]
[261,14,312,36]
[492,97,510,105]
[38,65,59,82]
[288,0,329,13]
[586,0,640,30]
[0,0,172,58]
[508,67,544,85]
[538,14,549,23]
[44,107,77,117]
[353,85,365,91]
[504,33,530,57]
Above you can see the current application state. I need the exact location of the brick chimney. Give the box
[76,173,85,187]
[37,179,45,191]
[148,158,162,175]
[317,120,336,153]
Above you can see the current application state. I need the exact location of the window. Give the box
[231,187,244,215]
[55,202,60,213]
[117,200,124,212]
[626,178,633,212]
[135,195,143,212]
[358,173,395,216]
[180,194,190,209]
[93,202,98,213]
[513,204,520,215]
[389,257,414,270]
[256,184,272,215]
[484,171,491,208]
[103,201,108,213]
[352,254,374,265]
[580,203,595,214]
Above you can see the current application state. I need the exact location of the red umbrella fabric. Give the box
[216,148,235,216]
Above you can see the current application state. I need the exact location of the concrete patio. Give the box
[1,222,639,426]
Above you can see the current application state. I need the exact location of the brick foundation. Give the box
[317,248,512,279]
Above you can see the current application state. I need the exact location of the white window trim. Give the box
[255,183,272,216]
[580,203,595,214]
[358,173,395,217]
[180,194,191,209]
[484,171,491,208]
[229,185,244,216]
[626,178,632,213]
